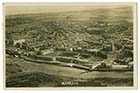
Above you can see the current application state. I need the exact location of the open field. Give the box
[6,56,133,87]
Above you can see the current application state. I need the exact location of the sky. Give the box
[4,3,134,15]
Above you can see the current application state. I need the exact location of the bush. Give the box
[35,55,53,61]
[97,51,107,59]
[56,57,72,63]
[28,55,53,61]
[6,72,63,87]
[6,63,22,76]
[80,53,91,58]
[59,52,78,57]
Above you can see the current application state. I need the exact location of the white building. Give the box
[13,39,25,48]
[41,49,54,55]
[14,39,25,46]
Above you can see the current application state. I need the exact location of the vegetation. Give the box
[6,72,63,87]
[57,78,133,87]
[6,63,22,76]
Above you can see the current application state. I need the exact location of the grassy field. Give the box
[6,56,133,87]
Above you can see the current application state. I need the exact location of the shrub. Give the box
[6,72,63,87]
[6,63,22,76]
[97,51,107,59]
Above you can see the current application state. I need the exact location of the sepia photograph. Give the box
[3,2,137,89]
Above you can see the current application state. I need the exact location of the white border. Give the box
[3,2,137,90]
[0,0,139,93]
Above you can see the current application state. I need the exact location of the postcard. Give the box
[3,2,137,89]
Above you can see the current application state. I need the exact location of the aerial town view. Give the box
[4,3,135,88]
